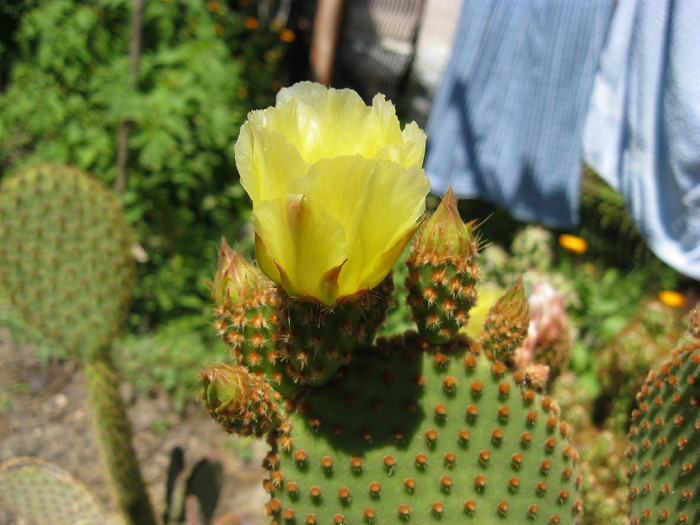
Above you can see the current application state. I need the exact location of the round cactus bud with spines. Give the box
[266,333,581,524]
[626,339,700,524]
[480,278,530,364]
[198,363,286,437]
[406,188,480,344]
[0,164,135,360]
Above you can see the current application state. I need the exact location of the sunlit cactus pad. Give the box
[265,333,581,524]
[0,164,135,359]
[626,340,700,524]
[0,457,124,525]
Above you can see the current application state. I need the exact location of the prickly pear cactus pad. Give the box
[0,164,135,359]
[266,333,581,524]
[625,339,700,524]
[0,457,123,525]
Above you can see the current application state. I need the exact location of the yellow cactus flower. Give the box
[658,290,685,308]
[235,82,430,305]
[558,233,588,254]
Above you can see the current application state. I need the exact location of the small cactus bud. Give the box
[481,278,530,363]
[198,363,283,437]
[410,188,477,266]
[199,363,246,411]
[212,238,266,309]
[406,188,480,344]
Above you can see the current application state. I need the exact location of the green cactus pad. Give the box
[405,260,479,345]
[0,457,123,525]
[266,333,581,524]
[0,164,135,360]
[626,340,700,524]
[277,276,394,387]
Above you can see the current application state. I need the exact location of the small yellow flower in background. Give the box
[558,234,588,255]
[235,82,430,306]
[658,290,685,308]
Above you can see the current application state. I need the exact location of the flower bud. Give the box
[410,188,478,267]
[198,363,283,437]
[406,189,480,344]
[199,363,246,411]
[212,238,266,309]
[481,278,530,362]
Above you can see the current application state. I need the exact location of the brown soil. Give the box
[0,327,268,525]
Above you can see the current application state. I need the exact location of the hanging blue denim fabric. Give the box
[425,0,613,228]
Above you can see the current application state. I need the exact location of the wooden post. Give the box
[309,0,344,86]
[115,0,144,193]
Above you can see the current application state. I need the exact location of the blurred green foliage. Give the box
[0,0,293,330]
[117,315,230,412]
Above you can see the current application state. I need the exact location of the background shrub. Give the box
[0,0,293,331]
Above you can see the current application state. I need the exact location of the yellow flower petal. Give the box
[658,290,685,308]
[291,156,430,299]
[559,234,588,254]
[260,82,412,165]
[252,194,347,304]
[376,121,426,168]
[235,115,309,203]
